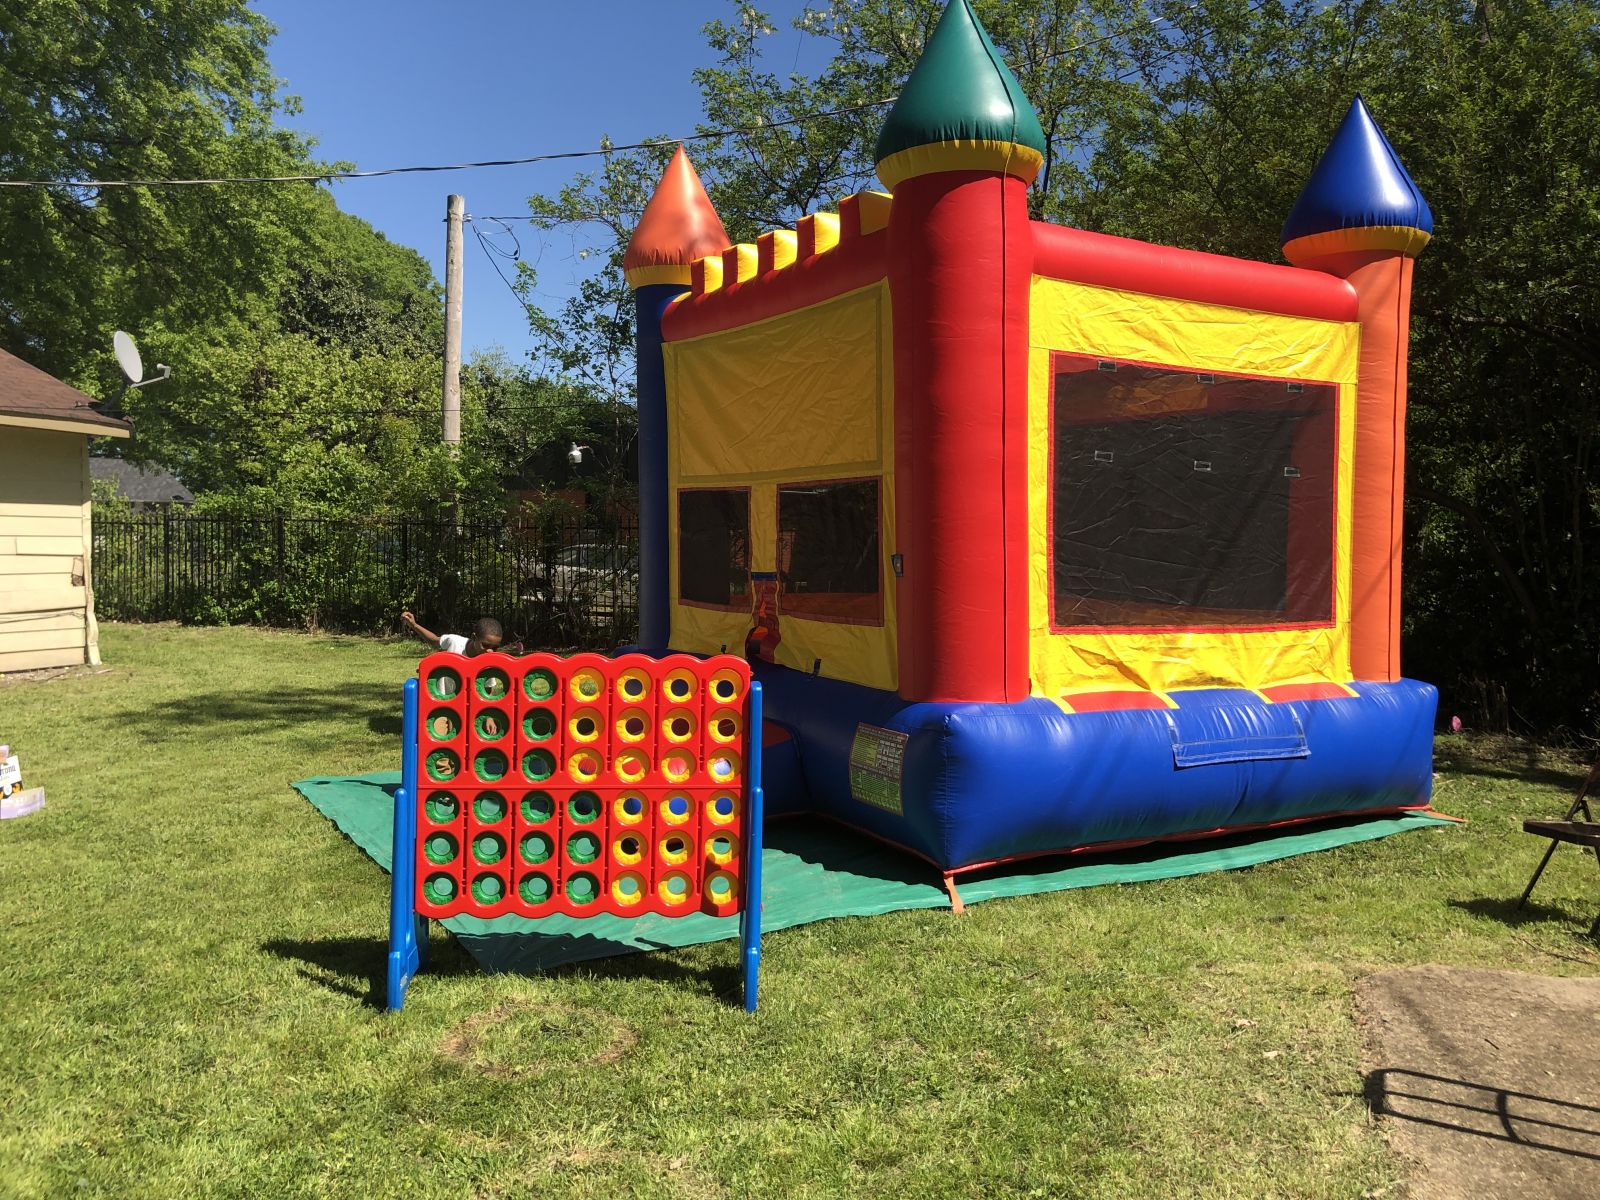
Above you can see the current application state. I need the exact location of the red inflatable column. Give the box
[888,171,1032,703]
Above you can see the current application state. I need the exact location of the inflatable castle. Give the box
[621,0,1437,879]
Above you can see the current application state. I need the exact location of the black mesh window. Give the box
[1051,355,1336,628]
[777,479,882,624]
[678,489,749,608]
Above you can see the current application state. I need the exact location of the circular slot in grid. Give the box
[709,669,743,705]
[569,668,605,704]
[425,749,460,782]
[567,791,601,824]
[520,789,554,823]
[616,708,650,743]
[473,747,509,782]
[473,708,509,742]
[518,871,552,905]
[471,873,504,905]
[425,666,461,700]
[708,710,742,744]
[567,749,603,783]
[661,750,696,783]
[706,833,738,866]
[522,748,556,782]
[424,791,459,824]
[567,708,603,743]
[425,709,461,742]
[613,792,647,825]
[611,871,646,907]
[565,871,600,906]
[707,751,740,783]
[475,668,510,701]
[473,791,507,824]
[658,833,691,867]
[616,668,651,703]
[424,831,458,865]
[657,871,692,906]
[705,792,737,826]
[663,669,698,705]
[704,870,737,905]
[662,709,697,744]
[520,830,553,864]
[614,749,651,783]
[423,874,457,905]
[566,830,601,865]
[613,833,645,865]
[522,667,558,702]
[659,794,692,826]
[472,831,506,865]
[522,707,557,742]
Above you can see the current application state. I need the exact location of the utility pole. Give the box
[442,193,464,450]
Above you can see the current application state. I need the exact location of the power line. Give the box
[0,2,1222,192]
[0,97,897,190]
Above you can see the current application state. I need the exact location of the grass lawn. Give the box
[2,622,1597,1198]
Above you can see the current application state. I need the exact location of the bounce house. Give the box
[620,0,1437,882]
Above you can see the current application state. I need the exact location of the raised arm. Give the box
[400,611,442,647]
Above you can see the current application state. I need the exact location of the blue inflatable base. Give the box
[751,663,1437,874]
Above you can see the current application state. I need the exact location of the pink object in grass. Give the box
[1449,715,1463,732]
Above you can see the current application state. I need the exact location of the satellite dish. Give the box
[113,331,143,384]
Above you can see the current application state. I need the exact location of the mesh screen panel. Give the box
[678,489,750,608]
[777,479,882,623]
[1051,356,1336,628]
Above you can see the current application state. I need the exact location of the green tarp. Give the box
[294,773,1454,975]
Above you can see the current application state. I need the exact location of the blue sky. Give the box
[257,1,829,359]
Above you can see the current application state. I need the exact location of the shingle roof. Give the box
[0,346,130,435]
[89,458,193,503]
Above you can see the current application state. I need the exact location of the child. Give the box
[400,612,504,656]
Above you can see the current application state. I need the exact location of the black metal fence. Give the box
[92,511,639,649]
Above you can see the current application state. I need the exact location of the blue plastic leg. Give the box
[387,678,421,1012]
[740,682,765,1012]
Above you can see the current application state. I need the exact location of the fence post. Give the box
[274,511,286,587]
[162,508,173,614]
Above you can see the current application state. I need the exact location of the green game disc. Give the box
[474,793,506,823]
[424,832,457,864]
[472,874,503,904]
[427,710,459,740]
[519,873,551,904]
[523,668,557,700]
[522,708,557,741]
[473,748,508,781]
[426,668,460,700]
[565,872,598,904]
[474,709,508,741]
[566,831,600,864]
[473,833,505,864]
[424,793,458,823]
[520,832,552,864]
[425,750,459,781]
[476,669,510,700]
[522,749,556,782]
[520,791,554,823]
[424,874,456,904]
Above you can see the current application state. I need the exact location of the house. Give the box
[89,458,192,509]
[0,347,130,671]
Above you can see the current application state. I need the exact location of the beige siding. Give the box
[0,427,91,669]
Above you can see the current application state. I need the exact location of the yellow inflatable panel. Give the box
[1027,276,1359,697]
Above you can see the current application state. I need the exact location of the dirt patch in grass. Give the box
[1356,964,1600,1199]
[438,996,638,1077]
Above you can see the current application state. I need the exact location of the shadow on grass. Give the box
[262,930,744,1009]
[118,682,404,738]
[262,933,475,1009]
[1447,896,1594,931]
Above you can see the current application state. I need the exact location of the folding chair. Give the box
[1518,758,1600,936]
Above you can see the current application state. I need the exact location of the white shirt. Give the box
[439,633,469,654]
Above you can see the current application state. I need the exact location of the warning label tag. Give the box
[849,724,907,815]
